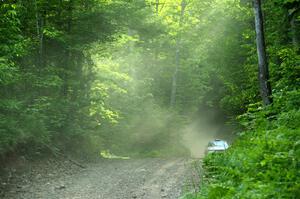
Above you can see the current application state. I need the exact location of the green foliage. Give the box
[195,105,300,198]
[0,0,146,156]
[186,46,300,198]
[0,0,195,157]
[181,0,300,198]
[1,5,299,199]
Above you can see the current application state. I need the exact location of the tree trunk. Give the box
[253,0,272,105]
[62,0,73,97]
[35,0,44,68]
[170,48,179,107]
[290,10,299,48]
[156,0,159,15]
[170,0,186,107]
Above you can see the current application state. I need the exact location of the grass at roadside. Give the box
[182,101,300,198]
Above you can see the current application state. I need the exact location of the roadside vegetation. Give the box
[182,0,300,198]
[184,93,300,198]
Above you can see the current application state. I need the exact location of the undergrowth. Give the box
[183,89,300,199]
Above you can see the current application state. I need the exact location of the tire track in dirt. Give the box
[131,159,186,199]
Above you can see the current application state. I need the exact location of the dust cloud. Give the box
[179,108,234,158]
[119,105,233,158]
[181,119,219,158]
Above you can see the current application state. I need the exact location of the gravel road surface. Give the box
[2,158,199,199]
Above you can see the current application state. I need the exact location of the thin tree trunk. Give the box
[170,0,186,107]
[253,0,272,105]
[35,0,44,67]
[62,0,73,97]
[159,0,166,13]
[39,15,44,66]
[170,48,179,107]
[290,11,299,48]
[154,0,161,63]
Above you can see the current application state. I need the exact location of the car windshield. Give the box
[208,140,228,147]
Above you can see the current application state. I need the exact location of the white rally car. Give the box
[206,139,229,154]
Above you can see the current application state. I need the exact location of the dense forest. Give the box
[0,0,299,198]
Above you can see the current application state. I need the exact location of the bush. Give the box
[186,89,300,199]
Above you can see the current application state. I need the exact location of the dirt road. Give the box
[2,158,199,199]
